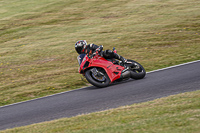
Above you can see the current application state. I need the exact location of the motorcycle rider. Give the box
[75,40,127,65]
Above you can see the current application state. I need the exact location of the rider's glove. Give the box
[89,52,97,59]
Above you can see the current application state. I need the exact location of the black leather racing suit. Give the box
[82,44,127,64]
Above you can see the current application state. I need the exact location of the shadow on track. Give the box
[84,76,148,90]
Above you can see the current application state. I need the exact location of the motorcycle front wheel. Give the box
[85,68,110,88]
[126,59,146,80]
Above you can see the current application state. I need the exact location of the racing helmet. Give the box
[75,40,87,54]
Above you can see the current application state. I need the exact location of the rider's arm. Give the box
[89,44,103,52]
[89,43,99,50]
[96,45,103,52]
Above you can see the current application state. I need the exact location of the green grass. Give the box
[0,0,200,106]
[1,90,200,133]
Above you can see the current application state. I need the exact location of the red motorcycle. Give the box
[77,48,146,87]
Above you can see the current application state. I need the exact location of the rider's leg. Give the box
[103,50,127,64]
[113,53,127,64]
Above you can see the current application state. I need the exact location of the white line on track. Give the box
[147,60,200,74]
[1,60,200,109]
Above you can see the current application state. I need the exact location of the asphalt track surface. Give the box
[0,60,200,130]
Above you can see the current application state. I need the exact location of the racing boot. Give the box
[113,53,127,66]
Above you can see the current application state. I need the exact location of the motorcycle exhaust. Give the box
[121,70,131,79]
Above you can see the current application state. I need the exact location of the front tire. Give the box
[126,59,146,80]
[85,68,110,88]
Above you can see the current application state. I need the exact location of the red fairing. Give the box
[78,48,146,88]
[79,54,125,83]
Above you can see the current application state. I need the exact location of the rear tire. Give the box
[126,60,146,80]
[85,68,110,88]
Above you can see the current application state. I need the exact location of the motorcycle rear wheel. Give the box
[85,68,110,88]
[126,59,146,80]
